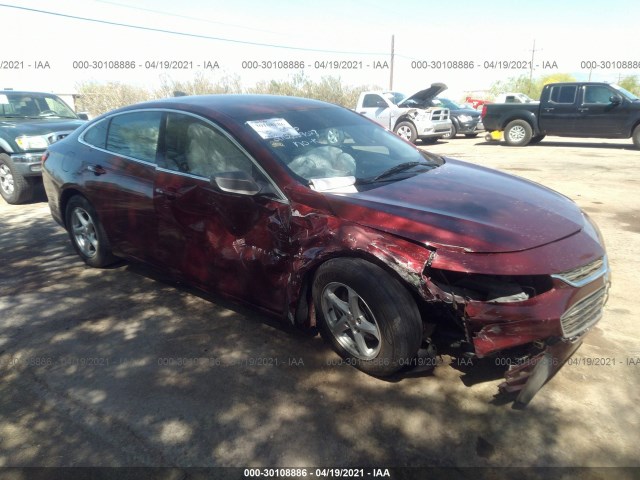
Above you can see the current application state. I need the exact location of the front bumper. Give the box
[417,119,453,138]
[423,245,610,405]
[10,152,44,177]
[457,119,485,135]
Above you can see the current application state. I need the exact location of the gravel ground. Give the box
[0,136,639,477]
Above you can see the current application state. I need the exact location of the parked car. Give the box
[0,90,87,204]
[355,83,451,143]
[482,82,640,147]
[493,92,538,104]
[42,94,610,405]
[403,97,484,139]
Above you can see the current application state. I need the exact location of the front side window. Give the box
[583,85,614,104]
[106,111,161,163]
[161,113,257,179]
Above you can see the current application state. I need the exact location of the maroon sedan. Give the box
[42,95,609,404]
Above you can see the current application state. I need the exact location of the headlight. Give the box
[458,115,473,122]
[15,135,49,150]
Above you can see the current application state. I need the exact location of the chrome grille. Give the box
[560,286,607,338]
[552,257,606,287]
[430,108,449,121]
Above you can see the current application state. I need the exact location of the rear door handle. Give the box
[87,164,106,175]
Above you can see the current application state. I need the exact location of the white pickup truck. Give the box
[355,83,452,143]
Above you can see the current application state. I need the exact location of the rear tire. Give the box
[504,120,533,146]
[313,258,422,377]
[65,195,117,267]
[0,154,34,204]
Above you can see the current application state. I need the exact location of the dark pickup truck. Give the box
[1,91,87,204]
[481,82,640,148]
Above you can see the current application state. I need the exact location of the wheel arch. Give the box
[292,245,430,330]
[501,113,539,135]
[59,187,91,229]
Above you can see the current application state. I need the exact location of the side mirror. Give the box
[77,112,89,120]
[610,95,622,105]
[212,170,260,196]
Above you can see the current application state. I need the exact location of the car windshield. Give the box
[433,98,461,109]
[0,92,78,119]
[611,84,639,101]
[240,106,443,193]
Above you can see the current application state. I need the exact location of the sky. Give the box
[1,0,639,101]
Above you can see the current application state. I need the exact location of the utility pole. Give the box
[389,34,395,90]
[528,39,537,95]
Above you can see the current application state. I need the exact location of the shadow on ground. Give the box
[0,203,638,474]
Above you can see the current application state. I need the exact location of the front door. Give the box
[574,84,626,137]
[153,112,292,313]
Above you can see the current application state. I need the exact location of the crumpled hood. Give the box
[324,158,585,253]
[398,83,448,107]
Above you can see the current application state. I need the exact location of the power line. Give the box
[0,3,388,56]
[93,0,283,36]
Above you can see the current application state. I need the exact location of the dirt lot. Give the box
[1,136,639,475]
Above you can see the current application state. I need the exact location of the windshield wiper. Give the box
[359,161,432,184]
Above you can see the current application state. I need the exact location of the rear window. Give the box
[82,119,109,149]
[549,85,577,104]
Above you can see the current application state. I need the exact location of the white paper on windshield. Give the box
[246,118,299,140]
[310,176,358,193]
[0,95,9,105]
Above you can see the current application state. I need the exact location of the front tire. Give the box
[633,125,640,149]
[394,121,417,143]
[313,258,422,376]
[65,195,116,267]
[0,154,34,204]
[442,123,457,139]
[504,120,533,146]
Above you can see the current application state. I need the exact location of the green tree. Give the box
[618,75,640,96]
[488,73,577,100]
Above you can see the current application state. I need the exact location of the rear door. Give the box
[539,84,579,135]
[152,112,292,313]
[358,94,393,129]
[79,110,161,261]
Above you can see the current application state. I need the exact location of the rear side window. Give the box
[82,119,109,149]
[106,111,161,163]
[549,85,577,104]
[362,94,385,108]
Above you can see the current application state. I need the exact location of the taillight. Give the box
[41,151,49,165]
[481,104,487,118]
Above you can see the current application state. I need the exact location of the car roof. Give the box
[120,94,336,119]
